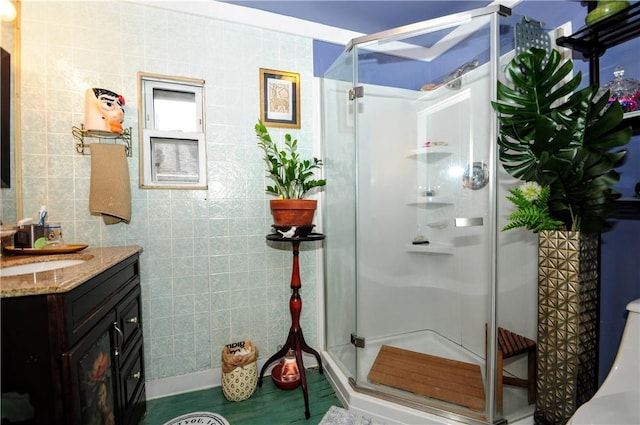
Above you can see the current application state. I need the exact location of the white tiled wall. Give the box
[19,1,320,382]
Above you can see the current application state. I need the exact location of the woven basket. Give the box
[221,340,258,402]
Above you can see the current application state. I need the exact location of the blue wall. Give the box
[600,219,640,382]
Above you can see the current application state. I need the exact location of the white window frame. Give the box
[138,72,207,189]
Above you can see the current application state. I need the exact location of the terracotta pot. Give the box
[270,199,317,227]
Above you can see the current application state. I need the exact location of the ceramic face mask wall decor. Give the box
[84,88,125,134]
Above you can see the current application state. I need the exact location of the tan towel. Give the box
[89,143,131,224]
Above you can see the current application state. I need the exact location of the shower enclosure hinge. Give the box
[348,86,363,100]
[350,333,365,348]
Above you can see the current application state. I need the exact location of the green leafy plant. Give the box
[503,182,564,232]
[255,120,326,199]
[491,48,631,233]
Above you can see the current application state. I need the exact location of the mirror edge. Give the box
[14,0,21,220]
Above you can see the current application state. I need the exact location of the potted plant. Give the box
[492,47,630,234]
[255,119,326,227]
[491,47,631,424]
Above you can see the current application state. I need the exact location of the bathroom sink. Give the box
[0,259,86,277]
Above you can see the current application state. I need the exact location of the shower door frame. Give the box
[342,5,507,424]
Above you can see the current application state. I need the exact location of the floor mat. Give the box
[163,411,230,425]
[319,405,382,425]
[368,345,485,411]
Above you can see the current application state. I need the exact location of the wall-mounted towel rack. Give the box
[72,124,132,157]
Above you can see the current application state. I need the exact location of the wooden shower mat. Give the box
[368,345,485,411]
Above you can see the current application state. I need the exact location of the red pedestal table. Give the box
[258,232,326,419]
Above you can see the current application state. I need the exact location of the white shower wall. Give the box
[354,74,494,359]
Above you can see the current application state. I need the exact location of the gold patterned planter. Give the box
[536,230,599,425]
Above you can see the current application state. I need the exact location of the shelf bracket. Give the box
[72,124,133,157]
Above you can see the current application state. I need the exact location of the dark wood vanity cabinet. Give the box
[1,253,146,425]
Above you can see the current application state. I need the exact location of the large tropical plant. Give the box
[491,48,631,233]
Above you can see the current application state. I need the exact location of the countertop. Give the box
[0,245,143,298]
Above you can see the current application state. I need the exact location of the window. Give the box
[138,73,206,189]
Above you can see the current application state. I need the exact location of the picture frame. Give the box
[259,68,300,128]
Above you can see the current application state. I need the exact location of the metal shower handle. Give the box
[455,217,484,227]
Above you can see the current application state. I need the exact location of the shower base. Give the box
[368,345,485,411]
[325,329,535,424]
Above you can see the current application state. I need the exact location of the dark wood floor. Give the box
[140,368,343,425]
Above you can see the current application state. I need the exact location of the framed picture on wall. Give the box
[259,68,300,128]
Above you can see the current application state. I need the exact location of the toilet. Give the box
[568,298,640,425]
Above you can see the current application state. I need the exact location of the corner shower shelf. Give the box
[405,242,453,255]
[407,147,452,160]
[408,196,454,209]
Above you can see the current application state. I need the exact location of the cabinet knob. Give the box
[126,316,139,325]
[129,371,141,380]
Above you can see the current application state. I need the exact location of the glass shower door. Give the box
[351,40,496,420]
[323,6,547,423]
[323,7,505,423]
[322,52,358,385]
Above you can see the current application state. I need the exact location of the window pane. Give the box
[151,137,200,182]
[153,89,197,132]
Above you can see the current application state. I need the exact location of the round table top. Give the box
[266,232,326,242]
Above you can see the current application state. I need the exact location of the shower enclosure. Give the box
[322,5,540,424]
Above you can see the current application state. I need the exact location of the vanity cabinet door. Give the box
[62,311,120,425]
[62,286,146,425]
[114,285,146,425]
[119,336,145,425]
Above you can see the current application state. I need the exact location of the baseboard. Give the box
[146,356,319,400]
[146,368,222,400]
